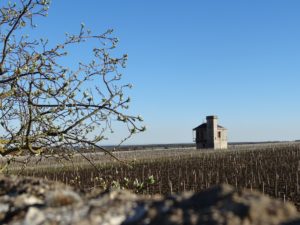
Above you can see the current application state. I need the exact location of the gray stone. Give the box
[14,194,43,208]
[46,190,82,207]
[0,175,299,225]
[0,203,9,220]
[24,207,45,225]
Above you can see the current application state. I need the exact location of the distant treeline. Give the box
[45,141,299,154]
[105,143,196,151]
[107,141,296,151]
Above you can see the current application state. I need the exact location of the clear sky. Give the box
[32,0,300,144]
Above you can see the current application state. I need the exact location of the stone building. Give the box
[193,115,227,149]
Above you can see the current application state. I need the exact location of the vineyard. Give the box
[7,143,300,209]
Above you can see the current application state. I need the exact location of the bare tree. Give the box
[0,0,145,158]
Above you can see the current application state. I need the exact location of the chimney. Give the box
[206,115,218,148]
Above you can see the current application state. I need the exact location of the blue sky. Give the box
[33,0,300,144]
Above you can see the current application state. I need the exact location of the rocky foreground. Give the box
[0,175,299,225]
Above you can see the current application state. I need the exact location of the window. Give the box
[218,131,221,138]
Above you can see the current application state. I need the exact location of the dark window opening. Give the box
[218,131,221,138]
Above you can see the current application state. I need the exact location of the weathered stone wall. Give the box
[217,127,228,149]
[0,175,299,225]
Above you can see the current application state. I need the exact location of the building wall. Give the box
[195,129,207,149]
[214,128,227,149]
